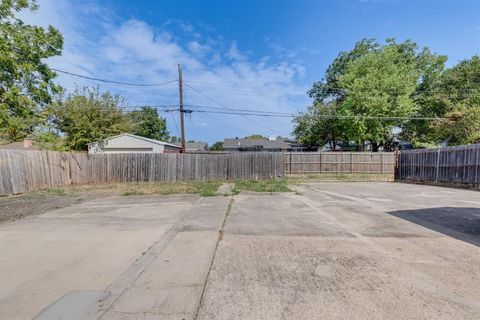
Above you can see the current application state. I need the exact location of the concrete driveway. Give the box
[1,183,480,319]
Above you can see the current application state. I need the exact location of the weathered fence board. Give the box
[395,144,480,188]
[284,152,395,175]
[0,151,284,196]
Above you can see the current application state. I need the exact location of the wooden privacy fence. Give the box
[395,144,480,188]
[0,150,284,196]
[284,152,395,175]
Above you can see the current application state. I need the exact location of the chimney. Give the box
[23,138,33,149]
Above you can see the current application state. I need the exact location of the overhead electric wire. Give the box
[185,84,287,135]
[52,68,178,87]
[51,68,455,123]
[184,104,295,115]
[169,112,181,138]
[188,115,199,141]
[195,111,253,136]
[180,109,445,121]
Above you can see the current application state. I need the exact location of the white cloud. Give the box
[23,0,310,140]
[225,41,247,61]
[187,41,211,56]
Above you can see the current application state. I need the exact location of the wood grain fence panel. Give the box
[0,151,284,196]
[284,152,394,175]
[396,144,480,188]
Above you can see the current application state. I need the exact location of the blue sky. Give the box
[25,0,480,143]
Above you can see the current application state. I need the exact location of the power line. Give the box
[185,109,294,117]
[195,111,253,136]
[50,102,445,122]
[169,112,181,138]
[180,109,445,121]
[184,104,295,115]
[308,87,480,99]
[188,114,199,141]
[52,68,480,97]
[185,84,287,135]
[52,68,178,87]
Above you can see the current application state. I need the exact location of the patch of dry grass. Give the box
[232,179,291,193]
[61,181,222,197]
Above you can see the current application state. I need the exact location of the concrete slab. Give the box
[3,182,480,320]
[34,291,106,320]
[197,184,480,320]
[0,195,197,320]
[216,183,233,195]
[97,196,230,320]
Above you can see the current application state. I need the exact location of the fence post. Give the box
[435,149,441,182]
[319,152,322,174]
[476,147,479,187]
[289,152,292,174]
[350,153,353,174]
[394,151,398,180]
[381,152,384,174]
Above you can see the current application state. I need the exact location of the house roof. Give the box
[184,142,209,151]
[173,142,209,151]
[223,138,292,150]
[0,141,40,150]
[88,133,181,149]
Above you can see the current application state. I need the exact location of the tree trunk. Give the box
[357,140,365,151]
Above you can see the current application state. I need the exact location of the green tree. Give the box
[129,106,169,141]
[0,0,63,142]
[34,131,66,151]
[308,39,379,105]
[169,136,179,143]
[338,42,421,150]
[293,103,347,150]
[428,56,480,145]
[210,141,224,151]
[304,39,447,151]
[48,87,131,150]
[400,48,447,147]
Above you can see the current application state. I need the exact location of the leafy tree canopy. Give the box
[129,106,169,141]
[0,0,63,142]
[293,103,347,150]
[429,56,480,145]
[338,41,421,150]
[47,87,131,151]
[308,39,379,105]
[298,38,447,151]
[210,141,224,151]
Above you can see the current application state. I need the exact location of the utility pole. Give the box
[178,64,186,153]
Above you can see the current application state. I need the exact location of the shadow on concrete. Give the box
[387,207,480,247]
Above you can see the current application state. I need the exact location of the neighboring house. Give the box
[0,138,39,151]
[88,133,182,154]
[185,142,209,152]
[223,137,311,152]
[173,142,209,152]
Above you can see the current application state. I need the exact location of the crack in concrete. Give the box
[93,200,198,320]
[193,195,235,320]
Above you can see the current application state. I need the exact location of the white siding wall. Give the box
[89,135,165,154]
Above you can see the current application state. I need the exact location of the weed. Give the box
[233,179,291,193]
[47,188,66,196]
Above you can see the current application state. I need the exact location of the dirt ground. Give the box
[0,181,221,224]
[1,182,479,319]
[0,191,98,223]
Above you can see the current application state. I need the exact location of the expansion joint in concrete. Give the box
[193,195,234,320]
